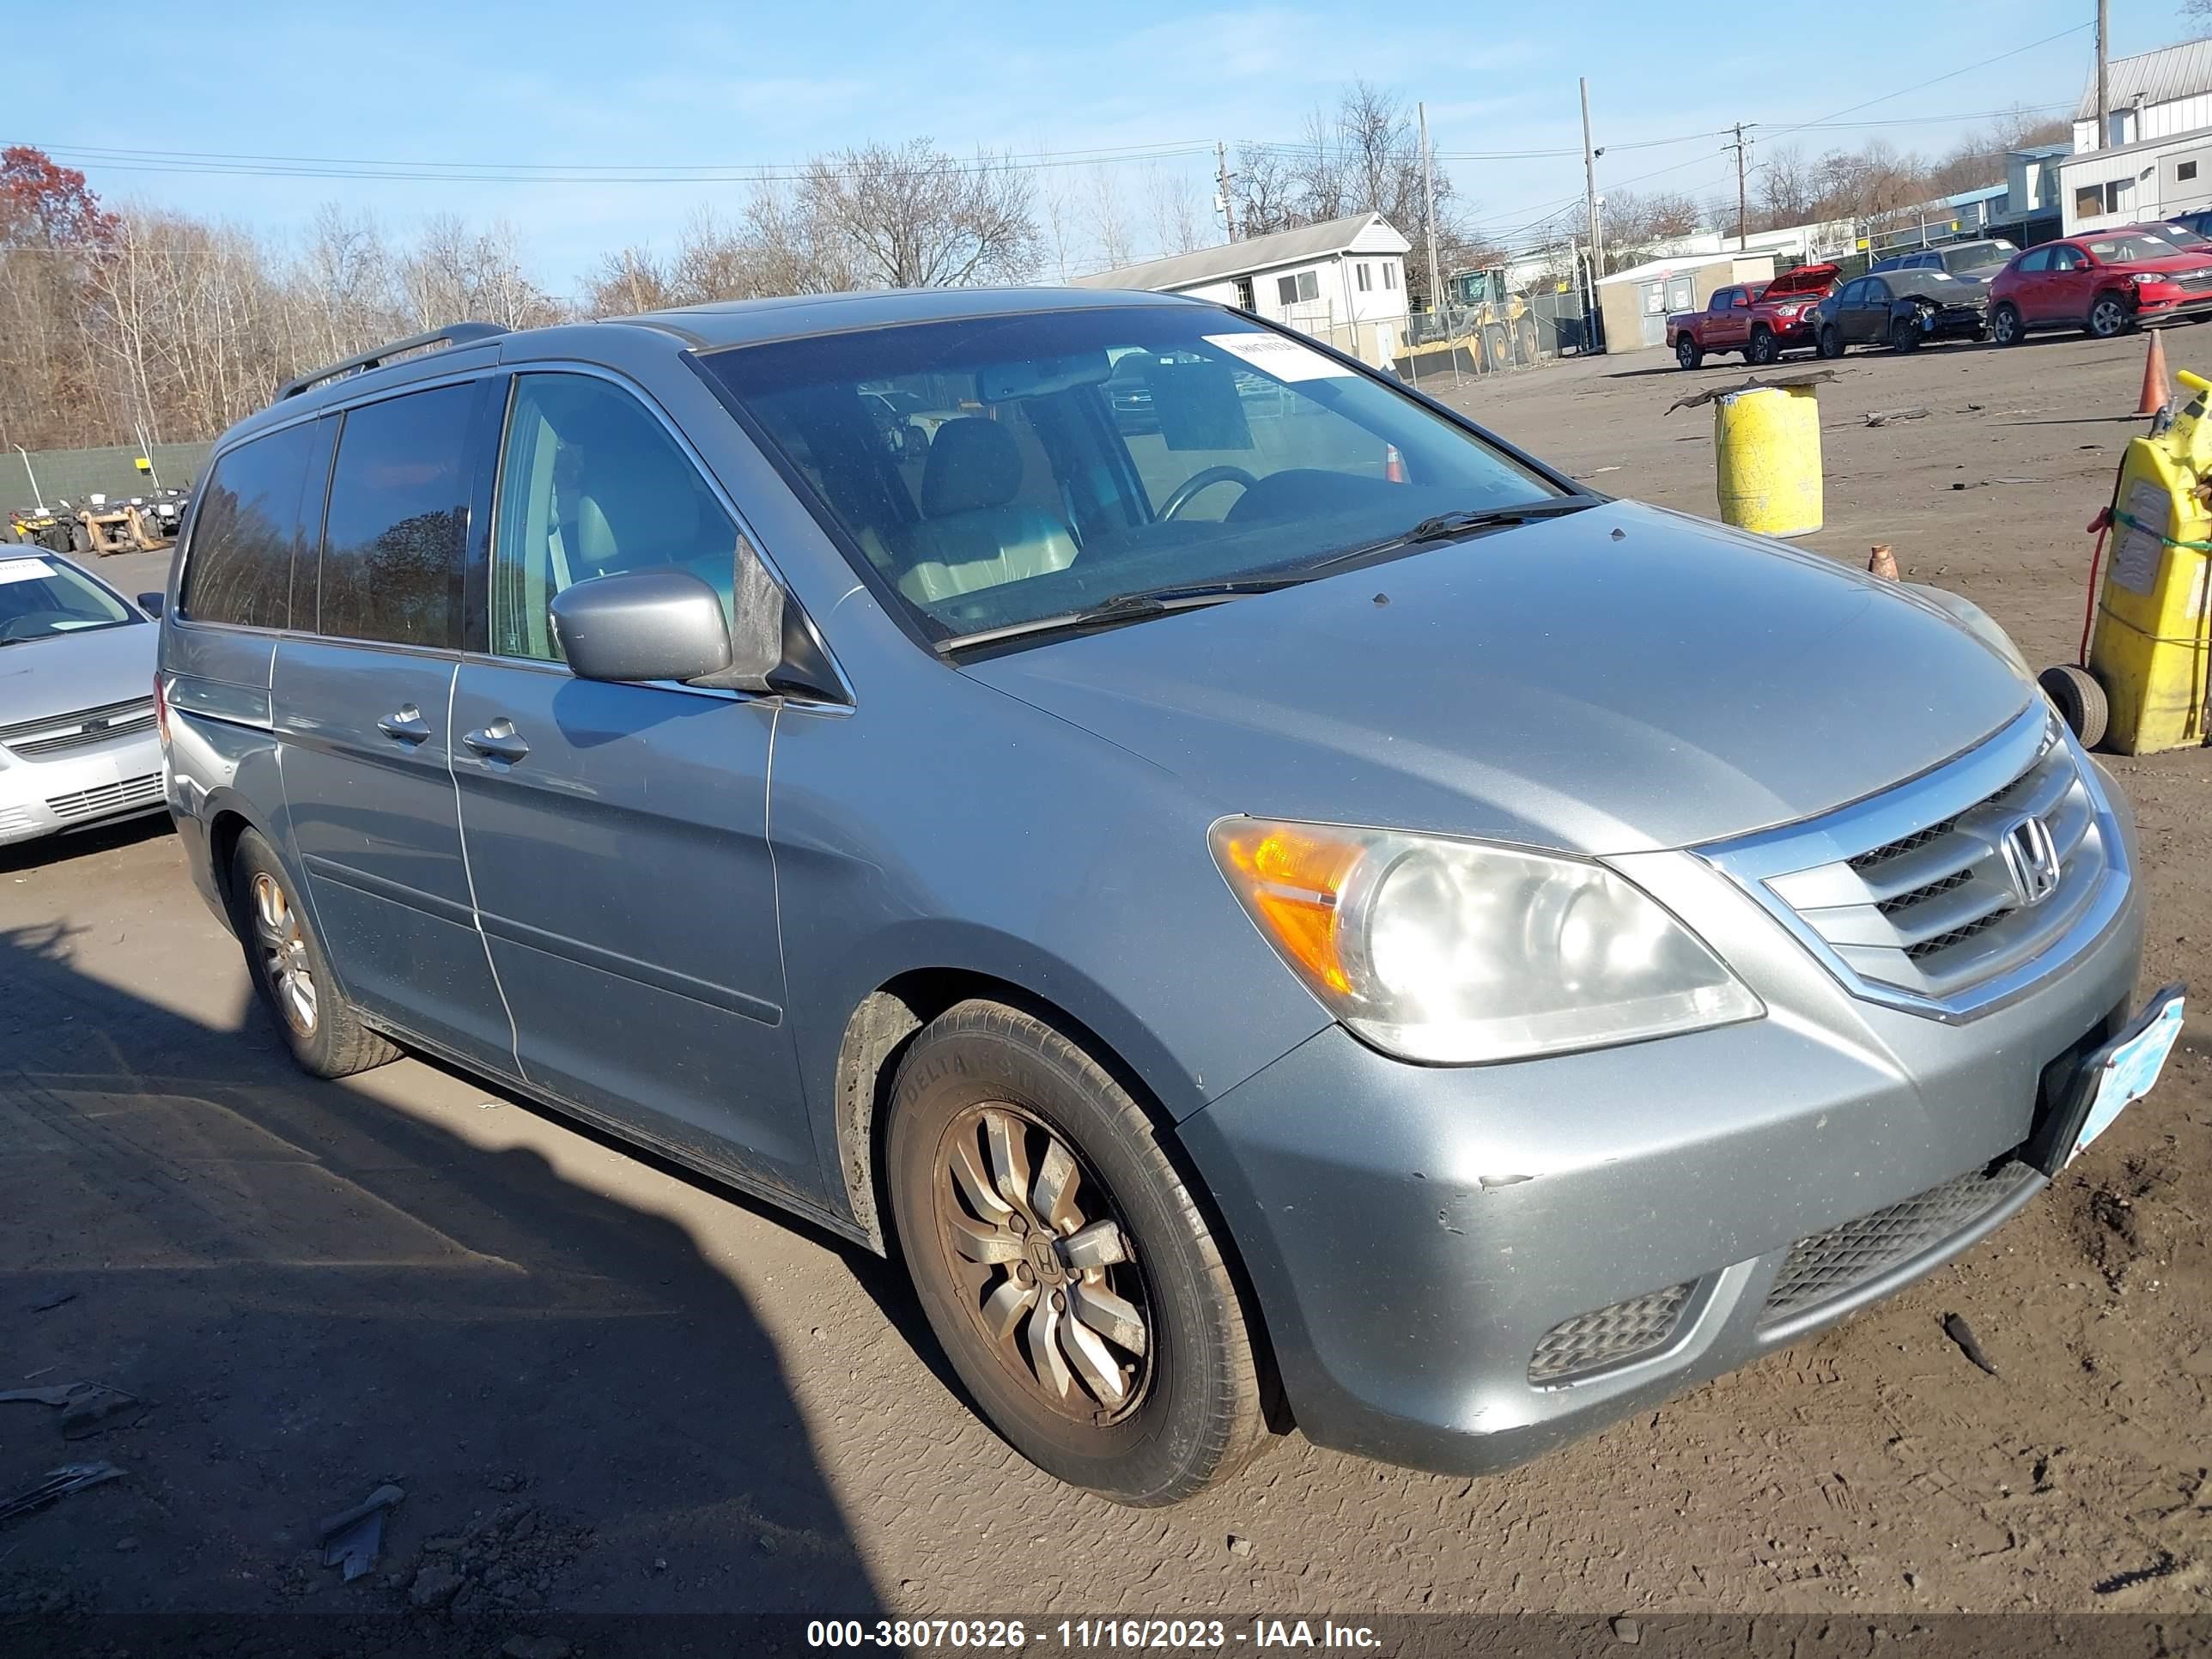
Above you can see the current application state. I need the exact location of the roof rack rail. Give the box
[275,321,509,402]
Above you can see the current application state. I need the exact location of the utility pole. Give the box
[2094,0,2111,149]
[1726,122,1754,252]
[1580,77,1601,348]
[1419,101,1443,322]
[1215,140,1237,241]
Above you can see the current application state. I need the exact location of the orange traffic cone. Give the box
[1869,544,1899,580]
[2139,329,2171,417]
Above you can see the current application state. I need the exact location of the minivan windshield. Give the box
[703,306,1571,644]
[0,553,136,644]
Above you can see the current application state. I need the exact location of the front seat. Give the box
[897,417,1079,604]
[572,436,707,581]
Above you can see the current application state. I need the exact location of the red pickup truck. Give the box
[1667,263,1840,369]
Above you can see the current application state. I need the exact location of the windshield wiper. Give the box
[1307,495,1600,573]
[936,577,1304,654]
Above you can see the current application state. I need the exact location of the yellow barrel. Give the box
[1713,385,1823,537]
[2087,368,2212,754]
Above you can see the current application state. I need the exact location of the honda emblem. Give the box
[2000,815,2062,907]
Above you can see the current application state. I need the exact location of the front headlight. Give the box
[1209,818,1763,1065]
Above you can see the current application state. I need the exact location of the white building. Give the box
[2074,37,2212,150]
[1072,212,1412,368]
[2057,126,2212,234]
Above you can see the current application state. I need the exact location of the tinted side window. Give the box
[178,420,327,629]
[1838,279,1867,303]
[2017,247,2052,273]
[489,374,741,662]
[1866,278,1891,302]
[319,384,474,648]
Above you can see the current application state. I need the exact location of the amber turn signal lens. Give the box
[1210,821,1364,994]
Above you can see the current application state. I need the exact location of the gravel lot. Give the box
[3,329,2209,1633]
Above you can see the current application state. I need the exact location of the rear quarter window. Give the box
[318,384,475,648]
[179,420,331,630]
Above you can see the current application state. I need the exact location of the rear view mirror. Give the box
[550,569,734,686]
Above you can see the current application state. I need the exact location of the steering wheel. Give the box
[1158,465,1259,521]
[0,612,58,642]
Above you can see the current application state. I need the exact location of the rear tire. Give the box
[886,1000,1267,1505]
[1817,325,1844,360]
[228,830,398,1079]
[1991,302,2024,346]
[1676,335,1705,370]
[2039,664,2110,750]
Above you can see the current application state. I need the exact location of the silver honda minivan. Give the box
[158,292,2179,1506]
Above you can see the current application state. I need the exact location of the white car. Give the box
[0,547,165,846]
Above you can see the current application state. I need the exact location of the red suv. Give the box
[1989,228,2212,344]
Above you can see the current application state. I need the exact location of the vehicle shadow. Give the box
[0,917,888,1634]
[0,812,173,876]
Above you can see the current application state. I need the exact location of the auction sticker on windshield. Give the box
[0,558,56,586]
[2072,993,2185,1162]
[1205,332,1358,381]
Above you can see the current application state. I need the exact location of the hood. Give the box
[1893,273,1988,306]
[1760,263,1838,300]
[970,501,2032,854]
[0,622,156,726]
[2129,252,2212,275]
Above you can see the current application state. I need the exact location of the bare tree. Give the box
[1142,164,1205,257]
[1085,165,1137,271]
[799,140,1039,289]
[1231,82,1471,306]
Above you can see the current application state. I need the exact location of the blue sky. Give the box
[0,0,2186,292]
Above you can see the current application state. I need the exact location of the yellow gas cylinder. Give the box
[1713,384,1823,537]
[2085,368,2212,755]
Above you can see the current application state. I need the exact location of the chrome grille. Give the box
[1700,707,2125,1017]
[46,773,163,822]
[0,696,157,758]
[1759,1161,2036,1327]
[1528,1281,1693,1383]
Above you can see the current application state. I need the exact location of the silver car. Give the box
[159,297,2179,1506]
[0,546,164,845]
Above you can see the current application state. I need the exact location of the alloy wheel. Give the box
[2091,297,2127,338]
[251,872,317,1035]
[933,1103,1152,1424]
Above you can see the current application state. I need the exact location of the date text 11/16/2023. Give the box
[805,1619,1383,1650]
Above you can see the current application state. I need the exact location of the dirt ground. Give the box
[4,330,2211,1639]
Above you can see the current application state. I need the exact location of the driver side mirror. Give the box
[136,592,165,617]
[550,569,741,687]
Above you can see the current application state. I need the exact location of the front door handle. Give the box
[376,705,431,744]
[462,719,530,764]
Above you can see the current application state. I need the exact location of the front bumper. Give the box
[1178,793,2146,1478]
[2137,293,2212,325]
[0,733,166,846]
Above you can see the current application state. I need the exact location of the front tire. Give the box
[1991,302,2024,346]
[1675,335,1705,370]
[1747,325,1778,366]
[886,1001,1267,1505]
[2087,293,2131,339]
[229,829,398,1078]
[1890,314,1922,353]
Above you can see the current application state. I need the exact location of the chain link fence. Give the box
[9,441,212,512]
